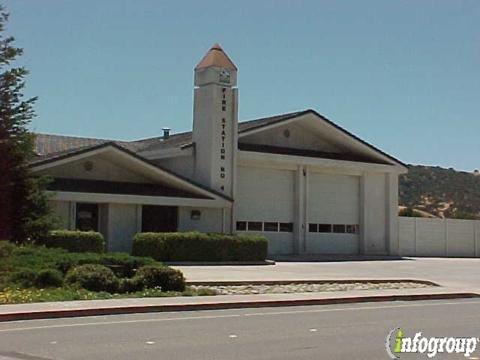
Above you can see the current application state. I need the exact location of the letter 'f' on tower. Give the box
[192,43,238,198]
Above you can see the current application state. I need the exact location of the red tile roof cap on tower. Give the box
[195,43,237,71]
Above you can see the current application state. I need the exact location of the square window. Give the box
[236,221,247,231]
[264,222,278,232]
[308,223,318,233]
[247,221,263,232]
[318,224,332,233]
[333,224,346,233]
[279,222,293,232]
[346,225,358,234]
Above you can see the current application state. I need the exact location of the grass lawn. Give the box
[0,241,216,304]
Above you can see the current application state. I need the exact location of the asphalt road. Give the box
[1,299,480,360]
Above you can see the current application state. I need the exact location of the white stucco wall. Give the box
[362,173,388,254]
[192,80,237,197]
[178,207,223,233]
[154,155,195,179]
[106,203,141,253]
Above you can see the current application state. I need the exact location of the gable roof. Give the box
[32,108,406,169]
[30,141,233,202]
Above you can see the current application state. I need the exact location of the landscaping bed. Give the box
[189,281,435,295]
[0,241,215,304]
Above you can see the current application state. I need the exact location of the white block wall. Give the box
[178,207,223,233]
[399,217,480,257]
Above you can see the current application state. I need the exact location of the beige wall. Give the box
[399,217,480,257]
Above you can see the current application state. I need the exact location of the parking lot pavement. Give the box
[173,257,480,291]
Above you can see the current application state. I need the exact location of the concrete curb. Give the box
[186,279,440,286]
[166,260,275,266]
[1,292,478,322]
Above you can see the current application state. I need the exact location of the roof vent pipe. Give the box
[162,127,171,139]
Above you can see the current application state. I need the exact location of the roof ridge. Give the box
[132,130,193,143]
[239,109,310,125]
[35,132,116,142]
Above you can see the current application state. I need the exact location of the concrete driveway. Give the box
[173,258,480,292]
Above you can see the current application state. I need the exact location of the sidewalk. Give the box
[3,257,480,322]
[173,257,480,291]
[1,285,478,322]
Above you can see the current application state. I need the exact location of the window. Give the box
[308,223,318,233]
[346,225,358,234]
[333,224,346,233]
[264,222,279,232]
[236,221,247,231]
[279,223,293,232]
[318,224,332,233]
[236,221,293,232]
[247,221,262,231]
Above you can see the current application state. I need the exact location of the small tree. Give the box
[0,7,54,242]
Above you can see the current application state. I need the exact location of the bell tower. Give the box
[193,43,238,198]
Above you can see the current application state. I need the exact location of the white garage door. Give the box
[235,166,295,255]
[306,173,360,254]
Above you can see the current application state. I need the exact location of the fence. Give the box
[399,217,480,257]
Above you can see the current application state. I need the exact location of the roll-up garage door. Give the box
[307,173,360,254]
[235,166,295,255]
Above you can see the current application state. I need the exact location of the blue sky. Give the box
[4,0,480,170]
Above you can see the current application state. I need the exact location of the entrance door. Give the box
[75,203,99,231]
[141,205,178,232]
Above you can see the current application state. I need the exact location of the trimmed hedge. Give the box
[42,231,105,253]
[132,232,268,262]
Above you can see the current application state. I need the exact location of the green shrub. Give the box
[8,268,38,287]
[65,264,119,293]
[0,241,15,258]
[100,253,157,277]
[118,277,145,293]
[50,252,156,276]
[35,269,64,288]
[42,230,105,253]
[132,232,268,262]
[134,265,185,292]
